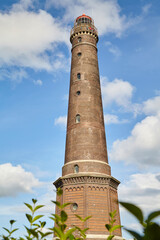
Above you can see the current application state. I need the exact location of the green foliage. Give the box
[2,220,18,240]
[49,187,90,240]
[105,210,122,240]
[120,201,160,240]
[1,188,160,240]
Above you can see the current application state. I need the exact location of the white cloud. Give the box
[110,112,160,167]
[33,79,43,86]
[142,4,152,15]
[105,41,121,58]
[104,114,128,124]
[12,0,36,11]
[0,8,69,70]
[101,77,134,108]
[46,0,133,37]
[142,96,160,115]
[54,115,67,127]
[52,53,70,72]
[119,173,160,211]
[0,68,28,83]
[0,163,42,197]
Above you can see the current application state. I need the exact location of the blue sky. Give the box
[0,0,160,239]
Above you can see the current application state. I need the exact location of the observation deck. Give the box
[70,14,98,43]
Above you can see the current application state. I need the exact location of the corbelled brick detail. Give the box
[54,14,122,239]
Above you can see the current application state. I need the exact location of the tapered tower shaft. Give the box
[54,14,122,240]
[63,15,111,177]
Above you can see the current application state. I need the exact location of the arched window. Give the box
[77,73,81,80]
[76,114,80,123]
[76,91,80,96]
[78,37,81,42]
[77,52,81,57]
[74,164,79,173]
[71,203,78,212]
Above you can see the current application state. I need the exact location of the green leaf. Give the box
[147,210,160,223]
[57,188,63,196]
[2,236,9,240]
[75,226,87,238]
[144,223,160,240]
[26,237,33,240]
[25,226,32,236]
[109,210,116,218]
[53,227,63,238]
[61,210,68,222]
[83,216,92,222]
[41,232,52,238]
[27,228,38,238]
[32,199,37,204]
[49,216,56,221]
[50,213,61,222]
[10,220,16,226]
[32,223,40,227]
[10,229,19,234]
[83,228,89,233]
[24,203,33,212]
[105,224,111,231]
[107,235,114,240]
[124,228,142,240]
[64,228,76,240]
[60,224,67,232]
[26,214,32,223]
[3,227,10,234]
[51,201,61,207]
[34,205,45,212]
[32,215,44,223]
[40,221,46,228]
[68,234,75,240]
[110,225,122,232]
[120,202,144,224]
[75,215,82,221]
[61,202,71,208]
[75,214,91,222]
[38,231,44,237]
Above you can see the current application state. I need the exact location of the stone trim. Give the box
[86,234,124,239]
[64,160,109,166]
[71,42,97,52]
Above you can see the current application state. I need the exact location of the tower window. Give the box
[78,37,81,42]
[74,164,79,173]
[77,52,81,57]
[76,91,81,96]
[76,114,80,123]
[77,73,81,79]
[71,203,78,212]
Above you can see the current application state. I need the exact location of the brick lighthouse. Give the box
[54,14,122,239]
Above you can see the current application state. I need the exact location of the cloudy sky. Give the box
[0,0,160,239]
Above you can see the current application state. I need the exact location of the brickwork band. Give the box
[54,14,122,239]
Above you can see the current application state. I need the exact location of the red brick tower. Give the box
[54,14,122,240]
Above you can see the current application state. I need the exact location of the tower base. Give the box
[54,173,122,237]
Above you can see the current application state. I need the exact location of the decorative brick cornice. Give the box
[53,174,120,190]
[70,30,98,43]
